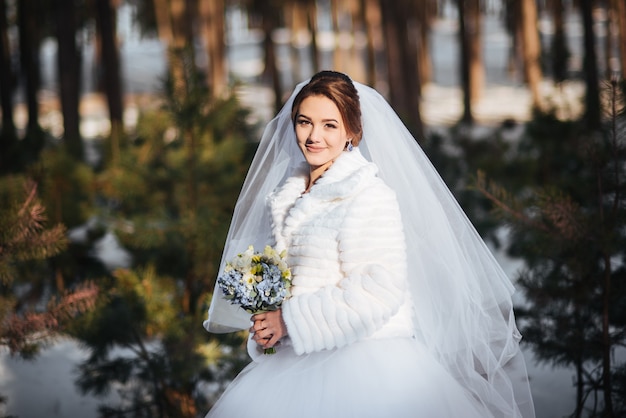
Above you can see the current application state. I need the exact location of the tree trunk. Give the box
[17,0,44,155]
[521,0,542,107]
[152,0,186,93]
[153,0,173,44]
[0,0,16,162]
[573,338,584,417]
[604,1,615,78]
[504,0,523,79]
[199,0,227,97]
[467,0,483,102]
[458,0,473,124]
[330,0,341,72]
[551,0,568,83]
[601,252,614,416]
[169,0,195,96]
[380,0,423,139]
[94,0,124,166]
[307,0,319,74]
[416,0,434,87]
[287,2,306,82]
[330,0,355,75]
[256,1,282,111]
[614,0,626,78]
[55,0,83,160]
[344,0,365,81]
[360,0,382,87]
[580,0,601,130]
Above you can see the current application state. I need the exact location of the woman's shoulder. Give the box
[343,151,396,198]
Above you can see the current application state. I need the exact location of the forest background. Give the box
[0,0,625,417]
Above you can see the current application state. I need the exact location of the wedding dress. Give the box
[204,77,535,418]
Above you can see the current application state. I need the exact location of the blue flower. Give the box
[216,245,292,314]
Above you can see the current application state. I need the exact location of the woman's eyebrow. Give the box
[297,113,339,124]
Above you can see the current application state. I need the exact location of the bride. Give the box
[204,70,535,417]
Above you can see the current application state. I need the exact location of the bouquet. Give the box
[217,245,292,354]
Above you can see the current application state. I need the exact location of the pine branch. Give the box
[0,177,68,285]
[0,282,99,356]
[472,170,551,233]
[473,171,589,243]
[537,190,587,241]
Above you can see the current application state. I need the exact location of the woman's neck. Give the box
[305,160,334,193]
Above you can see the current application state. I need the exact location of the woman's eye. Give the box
[325,124,337,129]
[297,119,310,126]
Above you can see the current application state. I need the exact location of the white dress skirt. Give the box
[205,336,488,418]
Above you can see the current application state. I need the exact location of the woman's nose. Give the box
[308,125,321,141]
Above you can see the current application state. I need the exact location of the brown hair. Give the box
[291,71,363,145]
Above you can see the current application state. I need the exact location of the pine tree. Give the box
[70,58,256,416]
[473,79,626,417]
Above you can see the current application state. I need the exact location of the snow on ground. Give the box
[0,340,115,418]
[0,337,577,418]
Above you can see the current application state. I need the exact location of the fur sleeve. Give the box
[281,182,408,354]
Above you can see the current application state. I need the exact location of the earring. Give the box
[346,140,353,152]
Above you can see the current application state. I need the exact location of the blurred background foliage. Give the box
[0,0,625,416]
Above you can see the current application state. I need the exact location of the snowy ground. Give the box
[0,334,578,418]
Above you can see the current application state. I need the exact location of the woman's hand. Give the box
[250,309,287,350]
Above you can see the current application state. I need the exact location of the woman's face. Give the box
[294,95,349,172]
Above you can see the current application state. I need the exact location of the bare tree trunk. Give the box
[0,0,16,163]
[360,0,381,87]
[153,0,174,44]
[199,0,227,97]
[17,0,43,155]
[330,0,339,70]
[306,0,319,74]
[573,335,584,418]
[55,0,83,160]
[521,0,542,107]
[0,0,13,135]
[152,0,189,93]
[601,250,614,416]
[380,0,423,138]
[416,0,435,87]
[284,3,302,82]
[551,0,568,83]
[580,0,601,131]
[604,1,615,78]
[613,0,626,78]
[94,0,124,166]
[458,0,473,124]
[504,0,523,80]
[255,0,282,111]
[331,0,345,73]
[467,0,483,102]
[166,0,195,96]
[344,0,365,81]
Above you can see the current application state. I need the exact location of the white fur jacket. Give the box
[260,148,415,356]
